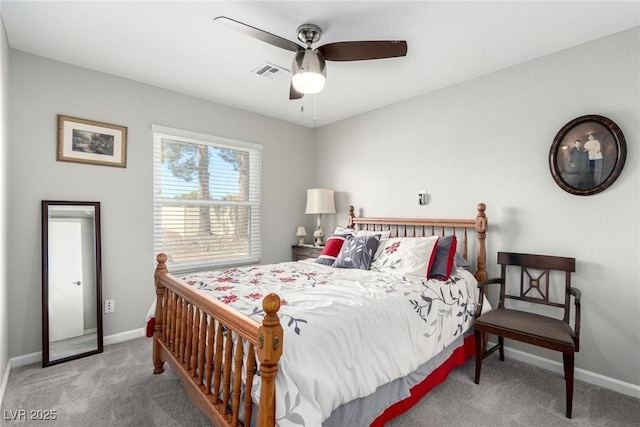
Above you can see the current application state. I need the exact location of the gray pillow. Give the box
[332,234,381,270]
[454,251,472,270]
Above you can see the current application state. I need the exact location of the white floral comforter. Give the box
[179,261,479,427]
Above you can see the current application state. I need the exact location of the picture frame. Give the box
[549,115,626,196]
[57,115,127,168]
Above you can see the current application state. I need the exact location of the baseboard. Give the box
[103,327,145,346]
[495,342,640,399]
[7,327,146,369]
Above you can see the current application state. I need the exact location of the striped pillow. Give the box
[429,235,457,280]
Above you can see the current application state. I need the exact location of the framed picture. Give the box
[57,115,127,168]
[549,115,626,196]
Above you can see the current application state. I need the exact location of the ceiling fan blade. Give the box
[214,16,302,53]
[318,40,408,62]
[289,82,304,100]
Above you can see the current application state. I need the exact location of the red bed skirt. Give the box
[370,334,475,426]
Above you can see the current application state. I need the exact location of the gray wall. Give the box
[7,50,314,357]
[315,28,639,388]
[0,14,9,390]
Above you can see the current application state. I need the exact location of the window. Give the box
[152,125,262,273]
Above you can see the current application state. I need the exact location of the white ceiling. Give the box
[2,1,639,128]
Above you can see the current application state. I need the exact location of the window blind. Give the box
[152,125,262,273]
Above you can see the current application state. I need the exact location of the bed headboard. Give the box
[346,203,487,281]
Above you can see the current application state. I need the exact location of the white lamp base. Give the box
[313,228,325,246]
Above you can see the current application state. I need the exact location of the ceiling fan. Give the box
[214,16,408,100]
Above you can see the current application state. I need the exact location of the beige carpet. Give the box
[2,337,638,426]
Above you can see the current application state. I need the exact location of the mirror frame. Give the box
[549,114,627,196]
[42,200,104,367]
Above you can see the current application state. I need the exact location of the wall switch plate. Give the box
[104,299,115,314]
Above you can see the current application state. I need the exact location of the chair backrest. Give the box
[497,252,576,322]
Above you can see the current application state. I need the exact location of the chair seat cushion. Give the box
[475,308,575,347]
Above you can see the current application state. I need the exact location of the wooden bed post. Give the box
[474,204,489,353]
[256,294,284,427]
[347,205,356,228]
[474,203,487,282]
[153,253,167,374]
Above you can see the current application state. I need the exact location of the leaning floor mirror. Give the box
[42,201,103,367]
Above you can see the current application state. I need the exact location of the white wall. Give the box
[0,13,9,399]
[7,51,314,358]
[315,28,640,388]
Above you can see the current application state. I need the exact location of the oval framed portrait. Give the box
[549,115,626,196]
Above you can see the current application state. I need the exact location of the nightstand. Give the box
[292,245,323,261]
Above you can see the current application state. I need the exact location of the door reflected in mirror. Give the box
[42,201,103,366]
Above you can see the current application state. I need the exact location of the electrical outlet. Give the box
[104,299,115,314]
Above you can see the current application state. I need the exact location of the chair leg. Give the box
[498,336,505,361]
[474,330,483,384]
[563,352,574,418]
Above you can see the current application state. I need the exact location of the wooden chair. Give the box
[473,252,581,418]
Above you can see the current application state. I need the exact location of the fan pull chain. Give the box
[297,97,318,125]
[313,95,317,124]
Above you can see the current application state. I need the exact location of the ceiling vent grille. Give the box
[252,62,289,80]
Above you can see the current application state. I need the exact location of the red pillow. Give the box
[314,235,348,266]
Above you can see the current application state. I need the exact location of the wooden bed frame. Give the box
[152,203,487,427]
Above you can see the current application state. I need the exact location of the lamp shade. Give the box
[305,189,336,215]
[291,49,326,94]
[296,226,307,237]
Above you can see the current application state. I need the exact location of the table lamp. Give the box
[296,226,307,245]
[305,188,336,246]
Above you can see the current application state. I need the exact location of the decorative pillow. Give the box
[371,236,439,278]
[428,235,457,280]
[356,229,391,240]
[333,225,357,236]
[315,235,348,266]
[454,251,472,271]
[332,234,381,270]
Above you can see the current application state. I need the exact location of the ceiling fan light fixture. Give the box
[291,49,326,94]
[214,17,408,100]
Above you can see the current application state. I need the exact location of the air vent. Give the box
[252,62,289,80]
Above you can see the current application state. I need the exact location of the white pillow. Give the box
[356,229,392,240]
[333,225,357,236]
[370,236,439,278]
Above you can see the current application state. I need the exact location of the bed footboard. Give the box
[153,253,283,427]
